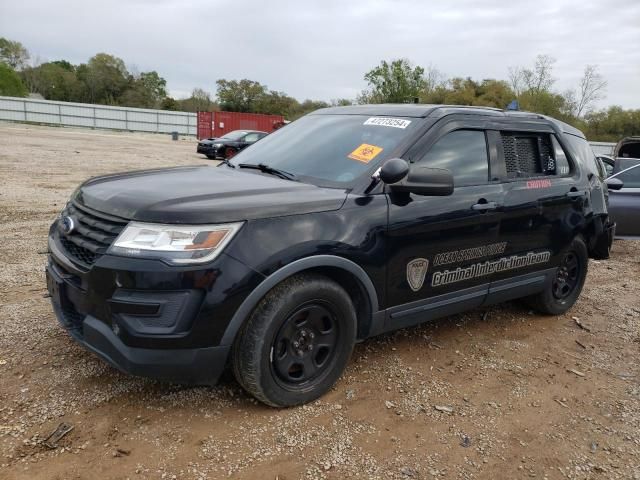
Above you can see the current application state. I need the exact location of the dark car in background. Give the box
[196,130,267,160]
[196,137,217,155]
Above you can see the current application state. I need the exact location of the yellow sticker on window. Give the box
[348,143,383,163]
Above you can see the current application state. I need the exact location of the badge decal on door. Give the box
[407,258,429,292]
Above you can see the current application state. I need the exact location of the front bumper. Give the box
[46,260,230,385]
[197,144,219,157]
[46,224,260,385]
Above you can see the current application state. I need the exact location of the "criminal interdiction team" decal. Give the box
[431,251,551,287]
[406,242,552,291]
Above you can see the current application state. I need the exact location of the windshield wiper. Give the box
[238,163,296,181]
[219,158,235,168]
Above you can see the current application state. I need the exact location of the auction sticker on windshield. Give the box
[348,143,383,163]
[363,117,412,129]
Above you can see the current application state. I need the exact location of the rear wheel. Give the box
[232,274,356,407]
[526,236,588,315]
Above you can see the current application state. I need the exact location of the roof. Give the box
[312,104,586,138]
[313,104,503,118]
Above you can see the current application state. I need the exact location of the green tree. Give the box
[286,99,329,119]
[359,59,426,104]
[118,71,168,108]
[138,71,167,103]
[216,79,267,112]
[0,62,28,96]
[77,53,129,104]
[50,60,75,72]
[583,106,640,141]
[176,88,217,112]
[331,98,353,106]
[473,79,515,108]
[508,55,557,113]
[0,38,30,70]
[20,62,83,101]
[255,90,298,116]
[161,97,179,111]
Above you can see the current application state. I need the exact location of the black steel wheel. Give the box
[232,273,356,407]
[552,251,580,299]
[525,236,588,315]
[271,302,339,387]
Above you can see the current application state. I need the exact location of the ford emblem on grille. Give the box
[61,216,75,235]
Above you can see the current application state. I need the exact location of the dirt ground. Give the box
[1,123,639,480]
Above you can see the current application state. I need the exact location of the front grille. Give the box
[58,203,127,267]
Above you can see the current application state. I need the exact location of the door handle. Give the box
[471,201,498,211]
[566,190,585,198]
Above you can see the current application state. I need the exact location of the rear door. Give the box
[385,117,504,330]
[486,127,578,302]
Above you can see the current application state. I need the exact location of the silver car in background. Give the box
[605,162,640,239]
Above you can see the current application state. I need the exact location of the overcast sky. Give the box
[2,0,639,109]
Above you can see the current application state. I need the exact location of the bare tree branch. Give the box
[576,64,607,117]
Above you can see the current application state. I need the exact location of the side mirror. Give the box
[381,160,454,196]
[605,177,624,190]
[379,158,410,184]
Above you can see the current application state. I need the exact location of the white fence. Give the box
[0,96,197,135]
[589,141,616,157]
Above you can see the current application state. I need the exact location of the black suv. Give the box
[46,105,617,407]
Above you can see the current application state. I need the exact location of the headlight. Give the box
[213,143,223,148]
[108,222,242,265]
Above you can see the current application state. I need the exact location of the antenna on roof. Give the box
[506,100,519,111]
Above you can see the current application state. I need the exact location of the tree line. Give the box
[0,37,638,141]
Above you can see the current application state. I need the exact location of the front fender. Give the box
[219,255,379,346]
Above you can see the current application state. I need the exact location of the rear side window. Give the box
[500,132,569,179]
[563,134,600,178]
[551,136,571,176]
[418,130,489,187]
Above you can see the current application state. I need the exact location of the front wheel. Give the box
[232,274,356,407]
[526,236,588,315]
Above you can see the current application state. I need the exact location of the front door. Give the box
[385,126,504,331]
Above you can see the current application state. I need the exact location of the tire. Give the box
[232,273,356,407]
[225,147,237,159]
[525,236,588,315]
[205,154,216,160]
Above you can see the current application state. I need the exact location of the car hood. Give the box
[74,165,348,223]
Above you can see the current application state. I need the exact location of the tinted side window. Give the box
[551,136,571,176]
[563,134,600,178]
[615,165,640,188]
[418,130,489,187]
[244,133,260,143]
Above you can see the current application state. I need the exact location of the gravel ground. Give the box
[1,123,639,480]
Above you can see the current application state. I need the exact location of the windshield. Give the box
[220,130,248,141]
[229,114,420,185]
